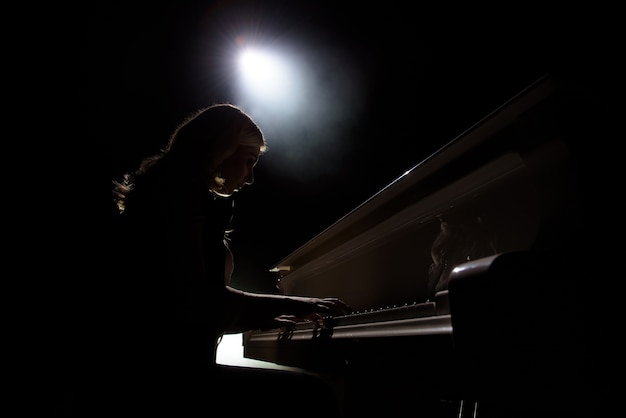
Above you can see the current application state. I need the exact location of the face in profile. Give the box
[219,145,261,195]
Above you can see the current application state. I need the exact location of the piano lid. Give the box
[269,75,581,311]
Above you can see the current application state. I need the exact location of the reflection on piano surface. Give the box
[243,75,589,417]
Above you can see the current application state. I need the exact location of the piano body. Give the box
[243,75,590,417]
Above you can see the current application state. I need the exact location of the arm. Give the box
[181,197,351,333]
[220,285,352,333]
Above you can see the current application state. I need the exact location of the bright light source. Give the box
[228,38,366,176]
[238,49,283,83]
[236,47,301,107]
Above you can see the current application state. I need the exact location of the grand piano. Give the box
[243,75,593,417]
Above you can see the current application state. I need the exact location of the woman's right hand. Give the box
[281,295,352,322]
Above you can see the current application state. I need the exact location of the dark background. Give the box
[61,2,616,416]
[89,1,612,291]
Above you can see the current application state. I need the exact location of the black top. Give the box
[111,184,235,386]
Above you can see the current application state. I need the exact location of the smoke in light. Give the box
[232,42,368,183]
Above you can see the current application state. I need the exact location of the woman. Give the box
[111,104,350,415]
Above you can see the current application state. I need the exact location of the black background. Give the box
[88,1,613,290]
[56,2,618,416]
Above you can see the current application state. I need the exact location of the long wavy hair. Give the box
[113,104,267,213]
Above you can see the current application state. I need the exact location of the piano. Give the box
[243,75,592,417]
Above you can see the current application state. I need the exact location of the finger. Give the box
[321,299,352,315]
[275,317,297,327]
